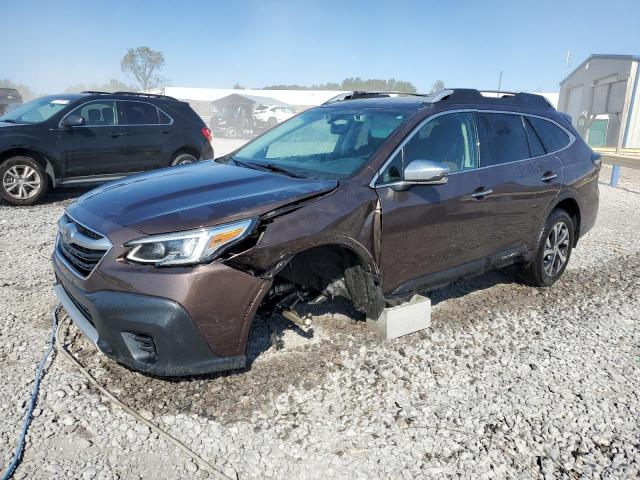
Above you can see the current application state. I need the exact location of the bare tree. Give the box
[120,47,165,91]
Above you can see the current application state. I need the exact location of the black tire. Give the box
[170,152,198,166]
[267,117,278,128]
[519,209,574,287]
[0,156,49,206]
[226,127,240,139]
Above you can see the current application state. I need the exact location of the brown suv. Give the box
[52,89,600,376]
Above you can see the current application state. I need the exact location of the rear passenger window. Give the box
[523,117,546,157]
[527,117,570,153]
[476,113,530,166]
[124,102,160,125]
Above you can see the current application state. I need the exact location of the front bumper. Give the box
[52,214,271,376]
[53,280,245,376]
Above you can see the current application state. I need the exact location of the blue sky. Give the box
[2,0,639,94]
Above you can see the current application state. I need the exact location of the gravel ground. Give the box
[1,164,639,479]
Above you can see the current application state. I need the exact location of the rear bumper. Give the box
[53,277,246,376]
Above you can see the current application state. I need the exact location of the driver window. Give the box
[402,112,478,173]
[76,101,117,126]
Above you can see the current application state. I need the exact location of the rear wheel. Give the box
[0,156,49,206]
[520,209,574,287]
[170,152,198,166]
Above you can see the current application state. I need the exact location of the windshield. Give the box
[233,107,408,179]
[0,96,73,124]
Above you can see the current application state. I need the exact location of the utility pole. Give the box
[566,50,572,74]
[497,71,503,95]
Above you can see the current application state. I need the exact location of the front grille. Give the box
[58,241,106,277]
[56,215,111,278]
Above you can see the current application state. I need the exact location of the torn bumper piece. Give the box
[52,252,270,377]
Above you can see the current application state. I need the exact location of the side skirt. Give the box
[387,245,531,301]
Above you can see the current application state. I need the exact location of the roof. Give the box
[321,89,554,111]
[560,54,640,85]
[211,93,290,107]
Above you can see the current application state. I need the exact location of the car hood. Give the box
[69,162,338,235]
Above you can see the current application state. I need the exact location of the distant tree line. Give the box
[263,77,418,93]
[262,78,447,94]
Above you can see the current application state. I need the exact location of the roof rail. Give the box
[81,91,111,95]
[427,88,554,109]
[112,91,179,101]
[323,90,427,104]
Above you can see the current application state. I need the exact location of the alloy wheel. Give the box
[2,165,42,200]
[543,221,570,276]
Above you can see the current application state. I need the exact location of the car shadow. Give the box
[117,268,522,384]
[42,186,95,205]
[425,265,521,307]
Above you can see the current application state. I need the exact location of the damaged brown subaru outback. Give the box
[52,89,600,376]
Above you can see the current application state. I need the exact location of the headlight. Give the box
[124,219,256,266]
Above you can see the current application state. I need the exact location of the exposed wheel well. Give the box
[0,148,54,184]
[554,197,581,246]
[271,244,384,319]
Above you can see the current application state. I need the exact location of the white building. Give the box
[558,54,640,148]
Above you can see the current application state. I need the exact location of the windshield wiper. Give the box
[229,157,304,179]
[259,163,305,179]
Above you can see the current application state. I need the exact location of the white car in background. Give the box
[254,105,295,128]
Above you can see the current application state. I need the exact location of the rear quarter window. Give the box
[164,102,205,126]
[527,116,570,153]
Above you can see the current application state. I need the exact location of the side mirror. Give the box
[403,159,449,185]
[61,114,85,128]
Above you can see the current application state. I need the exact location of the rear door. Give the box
[375,111,498,294]
[59,100,129,177]
[474,112,562,256]
[122,101,175,171]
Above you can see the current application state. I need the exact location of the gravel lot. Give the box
[1,163,638,479]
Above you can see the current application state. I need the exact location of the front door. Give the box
[375,111,497,295]
[59,100,129,177]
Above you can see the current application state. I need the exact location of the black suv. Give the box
[0,91,213,205]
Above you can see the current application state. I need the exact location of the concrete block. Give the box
[367,294,431,340]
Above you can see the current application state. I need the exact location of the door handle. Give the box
[109,132,126,138]
[541,172,558,182]
[471,188,493,199]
